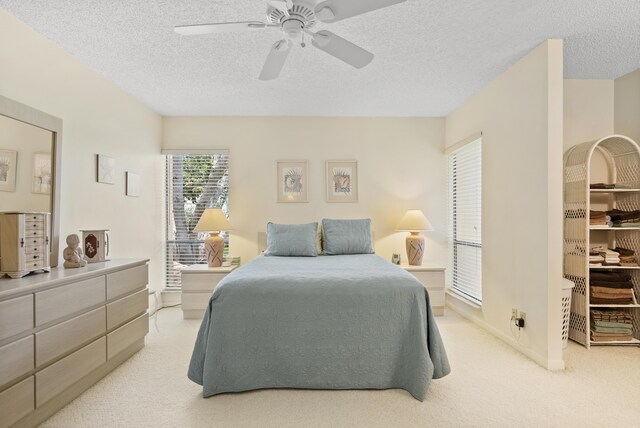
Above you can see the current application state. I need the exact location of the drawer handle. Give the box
[33,255,39,259]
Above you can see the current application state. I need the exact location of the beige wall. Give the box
[614,69,640,143]
[564,79,614,149]
[0,115,51,212]
[0,10,164,294]
[163,117,447,267]
[445,40,565,369]
[563,79,614,183]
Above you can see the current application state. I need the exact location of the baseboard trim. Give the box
[446,299,565,371]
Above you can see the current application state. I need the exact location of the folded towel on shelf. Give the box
[590,297,634,304]
[606,209,640,222]
[590,286,634,297]
[590,324,633,334]
[591,309,633,323]
[590,183,617,189]
[589,210,608,225]
[590,183,632,190]
[612,247,635,257]
[591,320,633,329]
[589,272,632,282]
[590,333,634,342]
[590,280,634,289]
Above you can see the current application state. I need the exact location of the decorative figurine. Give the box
[63,234,87,268]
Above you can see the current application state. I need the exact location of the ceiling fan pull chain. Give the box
[301,32,306,48]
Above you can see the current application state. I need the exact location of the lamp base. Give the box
[406,232,425,266]
[204,232,224,267]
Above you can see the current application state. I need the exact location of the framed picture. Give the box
[0,149,17,192]
[97,154,116,184]
[326,160,358,202]
[32,152,52,194]
[126,171,140,197]
[277,160,308,203]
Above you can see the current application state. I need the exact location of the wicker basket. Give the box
[562,278,575,348]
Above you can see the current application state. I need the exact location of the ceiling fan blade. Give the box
[259,40,292,81]
[314,0,406,23]
[311,30,374,69]
[174,21,270,35]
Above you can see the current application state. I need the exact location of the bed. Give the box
[187,253,450,400]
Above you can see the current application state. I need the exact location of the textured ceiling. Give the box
[0,0,638,116]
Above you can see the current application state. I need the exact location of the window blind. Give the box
[164,152,230,288]
[448,137,482,303]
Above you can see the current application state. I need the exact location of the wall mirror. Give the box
[0,95,62,268]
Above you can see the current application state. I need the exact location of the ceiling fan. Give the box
[174,0,406,80]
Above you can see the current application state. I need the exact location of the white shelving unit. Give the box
[564,135,640,348]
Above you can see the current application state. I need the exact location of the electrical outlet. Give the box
[511,308,517,319]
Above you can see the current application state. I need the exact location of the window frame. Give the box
[163,150,230,289]
[447,134,482,304]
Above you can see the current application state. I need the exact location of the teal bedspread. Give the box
[188,254,450,400]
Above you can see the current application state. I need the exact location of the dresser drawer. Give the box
[0,376,34,428]
[35,276,105,326]
[25,244,46,254]
[107,288,148,330]
[36,337,106,406]
[106,264,148,300]
[36,307,106,367]
[182,273,227,292]
[0,295,34,341]
[24,213,46,222]
[107,314,148,360]
[23,236,46,247]
[0,335,34,388]
[409,271,445,290]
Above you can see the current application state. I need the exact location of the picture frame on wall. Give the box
[32,152,52,194]
[326,160,358,203]
[277,160,308,203]
[0,149,17,192]
[97,154,116,184]
[126,171,140,197]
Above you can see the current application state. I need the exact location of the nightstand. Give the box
[401,265,445,316]
[181,264,238,319]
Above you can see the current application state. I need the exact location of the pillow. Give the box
[322,218,374,255]
[264,222,319,257]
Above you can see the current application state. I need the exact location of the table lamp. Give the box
[396,209,433,266]
[193,208,232,267]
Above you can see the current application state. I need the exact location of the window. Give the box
[164,151,229,288]
[448,137,482,303]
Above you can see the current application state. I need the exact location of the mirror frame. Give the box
[0,94,62,267]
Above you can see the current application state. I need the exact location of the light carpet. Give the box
[39,308,639,428]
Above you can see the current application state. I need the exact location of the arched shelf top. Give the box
[585,134,640,165]
[564,134,640,190]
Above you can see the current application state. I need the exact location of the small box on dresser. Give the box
[181,264,238,319]
[0,259,148,428]
[0,212,51,279]
[400,265,446,316]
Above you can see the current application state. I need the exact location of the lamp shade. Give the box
[193,208,232,233]
[396,209,433,232]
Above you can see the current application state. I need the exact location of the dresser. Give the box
[181,264,237,319]
[0,259,149,428]
[0,212,51,279]
[400,265,446,316]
